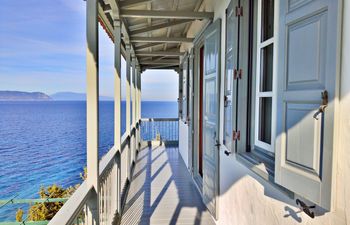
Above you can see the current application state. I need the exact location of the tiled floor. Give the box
[120,144,215,225]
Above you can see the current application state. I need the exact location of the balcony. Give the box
[3,0,347,224]
[44,118,213,225]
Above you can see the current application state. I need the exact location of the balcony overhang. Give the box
[98,0,212,71]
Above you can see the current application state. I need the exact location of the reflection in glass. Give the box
[260,44,273,92]
[205,34,217,74]
[261,0,274,42]
[259,97,272,144]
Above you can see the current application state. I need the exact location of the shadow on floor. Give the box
[120,144,215,225]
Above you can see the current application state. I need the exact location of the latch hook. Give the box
[313,90,328,120]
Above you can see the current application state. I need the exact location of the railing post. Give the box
[86,0,99,223]
[113,18,122,215]
[125,43,132,181]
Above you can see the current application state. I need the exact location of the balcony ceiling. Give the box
[99,0,213,71]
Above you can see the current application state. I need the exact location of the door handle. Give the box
[313,90,328,120]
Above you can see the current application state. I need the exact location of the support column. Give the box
[138,68,142,149]
[138,67,142,122]
[113,19,122,213]
[131,56,136,162]
[132,57,136,127]
[135,66,140,151]
[86,0,99,223]
[125,44,131,180]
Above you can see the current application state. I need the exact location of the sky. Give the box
[0,0,178,101]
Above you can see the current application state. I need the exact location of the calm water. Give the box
[0,101,177,221]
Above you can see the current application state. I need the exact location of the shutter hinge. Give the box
[235,6,243,17]
[234,69,243,80]
[232,130,241,141]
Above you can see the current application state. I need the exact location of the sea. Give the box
[0,101,178,221]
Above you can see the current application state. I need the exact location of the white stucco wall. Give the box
[180,0,349,224]
[179,120,189,168]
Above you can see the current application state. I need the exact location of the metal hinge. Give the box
[235,6,243,17]
[234,69,243,80]
[232,130,241,141]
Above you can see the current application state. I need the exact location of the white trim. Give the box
[259,37,274,49]
[254,0,277,154]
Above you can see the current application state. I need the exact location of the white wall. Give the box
[213,0,349,224]
[180,0,350,224]
[179,120,189,168]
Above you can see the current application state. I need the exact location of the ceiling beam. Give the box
[143,65,179,70]
[135,51,184,56]
[131,37,194,43]
[119,0,153,8]
[130,19,193,35]
[134,43,163,50]
[140,59,179,65]
[120,10,214,19]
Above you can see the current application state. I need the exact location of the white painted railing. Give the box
[140,118,179,144]
[49,124,139,225]
[49,181,92,225]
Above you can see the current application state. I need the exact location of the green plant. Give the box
[25,167,87,221]
[27,184,70,221]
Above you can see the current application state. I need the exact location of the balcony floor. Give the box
[121,144,215,225]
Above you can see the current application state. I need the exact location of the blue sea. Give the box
[0,101,177,221]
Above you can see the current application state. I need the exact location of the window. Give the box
[254,0,275,154]
[231,0,276,177]
[232,0,339,210]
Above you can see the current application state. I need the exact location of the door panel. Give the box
[275,0,340,210]
[285,103,321,174]
[203,19,221,219]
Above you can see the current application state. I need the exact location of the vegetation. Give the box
[27,185,72,221]
[16,167,86,221]
[15,208,24,222]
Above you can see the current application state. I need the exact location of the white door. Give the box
[275,0,341,210]
[203,19,221,218]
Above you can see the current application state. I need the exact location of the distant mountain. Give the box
[0,91,52,101]
[51,92,113,101]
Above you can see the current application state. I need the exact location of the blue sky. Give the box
[0,0,178,101]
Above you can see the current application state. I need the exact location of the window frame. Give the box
[254,0,276,154]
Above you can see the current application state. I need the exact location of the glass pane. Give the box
[224,54,233,148]
[205,33,217,74]
[260,44,273,92]
[259,97,272,145]
[205,79,216,120]
[261,0,274,42]
[225,54,233,95]
[226,9,235,52]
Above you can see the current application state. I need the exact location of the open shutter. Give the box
[275,0,341,210]
[224,0,239,152]
[202,19,221,219]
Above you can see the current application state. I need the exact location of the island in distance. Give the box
[50,92,113,101]
[0,91,52,101]
[0,91,113,101]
